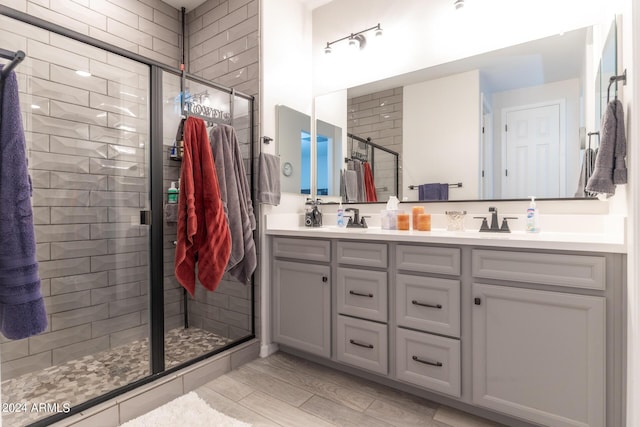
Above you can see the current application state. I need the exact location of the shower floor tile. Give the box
[1,327,232,427]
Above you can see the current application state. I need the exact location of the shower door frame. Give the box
[0,5,256,426]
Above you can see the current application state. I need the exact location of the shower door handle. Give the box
[140,210,152,225]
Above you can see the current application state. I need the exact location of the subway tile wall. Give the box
[187,0,259,340]
[0,12,153,380]
[348,87,404,200]
[0,0,259,380]
[4,0,181,68]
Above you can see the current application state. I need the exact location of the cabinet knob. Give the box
[474,297,481,305]
[322,276,328,282]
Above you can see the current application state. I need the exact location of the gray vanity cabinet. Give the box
[272,238,331,358]
[471,249,608,427]
[394,245,462,397]
[270,234,623,427]
[336,241,389,375]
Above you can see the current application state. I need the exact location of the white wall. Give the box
[403,70,480,200]
[260,0,314,356]
[312,0,608,96]
[262,0,313,155]
[491,79,581,197]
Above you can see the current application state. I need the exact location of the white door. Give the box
[503,103,561,198]
[481,112,493,199]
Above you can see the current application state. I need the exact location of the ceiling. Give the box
[160,0,207,12]
[161,0,333,13]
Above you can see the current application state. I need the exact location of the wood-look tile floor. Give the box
[195,352,506,427]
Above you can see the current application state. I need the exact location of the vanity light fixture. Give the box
[324,23,383,54]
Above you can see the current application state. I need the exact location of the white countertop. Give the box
[265,215,626,253]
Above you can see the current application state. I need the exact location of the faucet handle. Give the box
[474,216,490,232]
[500,217,518,233]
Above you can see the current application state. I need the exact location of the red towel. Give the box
[174,117,231,296]
[363,162,378,202]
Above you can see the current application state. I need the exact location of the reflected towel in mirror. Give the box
[418,183,449,201]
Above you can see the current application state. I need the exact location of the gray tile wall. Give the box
[186,0,259,341]
[348,88,404,200]
[4,0,181,68]
[0,12,154,380]
[1,0,258,380]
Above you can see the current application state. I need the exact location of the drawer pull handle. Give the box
[349,290,374,298]
[349,339,374,349]
[412,355,443,367]
[322,276,328,282]
[412,300,442,309]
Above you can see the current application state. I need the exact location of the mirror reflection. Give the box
[276,105,311,195]
[314,22,617,202]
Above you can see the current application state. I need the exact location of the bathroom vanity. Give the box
[267,223,626,427]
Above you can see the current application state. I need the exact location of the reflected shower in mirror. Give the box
[276,105,311,195]
[314,21,618,203]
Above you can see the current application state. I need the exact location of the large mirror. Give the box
[314,21,618,202]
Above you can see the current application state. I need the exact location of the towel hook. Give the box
[607,69,627,103]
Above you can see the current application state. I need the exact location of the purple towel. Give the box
[0,65,48,340]
[418,183,449,201]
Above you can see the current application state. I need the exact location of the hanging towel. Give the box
[344,169,358,202]
[0,66,48,340]
[164,203,179,223]
[257,152,281,205]
[574,148,596,197]
[363,162,378,202]
[174,117,231,296]
[586,99,627,196]
[210,124,256,284]
[418,183,449,201]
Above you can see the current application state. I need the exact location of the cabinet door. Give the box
[273,260,331,357]
[472,283,605,427]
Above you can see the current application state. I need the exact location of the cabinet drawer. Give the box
[337,241,387,268]
[337,315,388,375]
[338,268,387,322]
[396,328,461,398]
[396,245,460,275]
[273,237,330,262]
[396,274,460,337]
[472,249,606,290]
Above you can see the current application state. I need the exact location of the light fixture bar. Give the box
[324,23,383,53]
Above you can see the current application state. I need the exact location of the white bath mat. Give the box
[121,391,252,427]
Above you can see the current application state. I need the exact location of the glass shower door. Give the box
[0,15,152,426]
[160,71,254,368]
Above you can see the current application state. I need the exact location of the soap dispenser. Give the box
[311,204,323,227]
[337,202,345,228]
[526,196,540,233]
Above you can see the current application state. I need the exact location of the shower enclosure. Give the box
[0,11,254,427]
